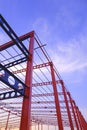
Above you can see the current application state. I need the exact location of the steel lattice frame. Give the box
[0,14,87,130]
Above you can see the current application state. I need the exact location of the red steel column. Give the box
[76,106,87,130]
[41,124,43,130]
[60,81,74,130]
[50,62,63,130]
[67,92,79,130]
[5,111,10,130]
[38,123,40,130]
[48,125,49,130]
[20,32,34,130]
[55,125,56,130]
[75,105,83,130]
[79,110,87,130]
[35,124,37,130]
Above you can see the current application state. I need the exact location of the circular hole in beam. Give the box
[18,83,23,90]
[5,93,9,98]
[0,94,4,99]
[11,92,16,97]
[8,76,15,86]
[0,70,5,77]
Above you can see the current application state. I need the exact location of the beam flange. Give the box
[0,14,29,58]
[0,63,27,95]
[0,90,23,100]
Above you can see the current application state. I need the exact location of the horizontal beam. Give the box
[0,63,27,96]
[32,80,61,87]
[32,117,57,125]
[32,92,63,97]
[33,62,50,69]
[31,106,56,109]
[3,57,27,68]
[0,90,23,100]
[0,30,34,51]
[0,80,61,91]
[32,100,66,104]
[0,92,63,100]
[31,110,56,113]
[12,62,50,74]
[0,106,20,116]
[0,14,29,58]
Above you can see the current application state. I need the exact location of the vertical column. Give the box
[60,81,74,130]
[79,110,87,130]
[50,62,63,130]
[20,32,34,130]
[48,125,49,130]
[38,123,39,130]
[67,92,79,130]
[74,104,83,130]
[55,125,56,130]
[41,124,43,130]
[35,124,37,130]
[5,111,10,130]
[76,106,87,130]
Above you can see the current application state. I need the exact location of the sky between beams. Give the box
[0,0,87,120]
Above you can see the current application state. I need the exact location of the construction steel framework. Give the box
[0,14,87,130]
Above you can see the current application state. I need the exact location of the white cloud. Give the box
[31,8,87,73]
[47,36,87,74]
[32,18,49,35]
[32,18,51,44]
[32,17,87,74]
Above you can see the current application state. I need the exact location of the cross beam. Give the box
[0,63,27,96]
[0,90,23,100]
[0,31,34,51]
[0,14,29,58]
[3,57,27,68]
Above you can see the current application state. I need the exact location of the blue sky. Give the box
[0,0,87,120]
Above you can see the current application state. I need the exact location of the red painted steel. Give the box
[60,81,74,130]
[12,62,50,74]
[20,32,34,130]
[32,80,61,87]
[5,111,10,130]
[0,28,87,129]
[79,111,87,129]
[32,92,63,97]
[0,31,34,51]
[38,123,40,130]
[41,124,43,130]
[50,62,63,130]
[76,106,84,129]
[74,104,83,130]
[33,62,50,69]
[35,37,50,61]
[68,93,79,130]
[48,125,49,130]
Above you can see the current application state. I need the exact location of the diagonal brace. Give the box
[0,14,29,58]
[0,63,28,95]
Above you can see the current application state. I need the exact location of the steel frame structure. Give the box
[0,14,87,130]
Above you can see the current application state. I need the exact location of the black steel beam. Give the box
[0,90,23,100]
[0,63,27,96]
[0,14,29,58]
[4,57,27,68]
[0,31,34,51]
